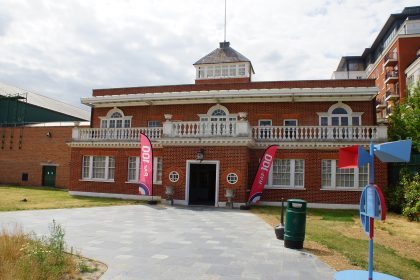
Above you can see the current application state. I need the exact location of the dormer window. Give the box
[100,108,132,128]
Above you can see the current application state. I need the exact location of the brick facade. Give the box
[69,145,388,205]
[0,126,75,188]
[91,101,375,128]
[92,79,375,97]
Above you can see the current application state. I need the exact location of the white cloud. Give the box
[0,0,417,108]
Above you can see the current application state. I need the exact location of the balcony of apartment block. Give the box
[384,90,399,102]
[71,121,387,144]
[375,98,387,112]
[383,52,398,67]
[385,70,399,85]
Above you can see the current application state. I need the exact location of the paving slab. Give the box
[0,205,334,279]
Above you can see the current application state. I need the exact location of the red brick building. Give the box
[68,41,388,208]
[0,83,90,188]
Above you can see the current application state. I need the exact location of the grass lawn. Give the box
[252,206,420,280]
[0,186,142,212]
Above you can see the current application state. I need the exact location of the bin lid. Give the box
[287,199,307,210]
[287,199,307,204]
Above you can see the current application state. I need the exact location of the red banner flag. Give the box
[248,145,278,204]
[139,133,153,196]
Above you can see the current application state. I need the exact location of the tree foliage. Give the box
[388,80,420,152]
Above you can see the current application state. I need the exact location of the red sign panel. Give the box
[248,145,278,204]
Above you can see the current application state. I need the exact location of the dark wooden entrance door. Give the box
[42,166,56,187]
[189,163,216,206]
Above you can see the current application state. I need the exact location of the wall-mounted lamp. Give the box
[46,132,52,138]
[196,148,204,162]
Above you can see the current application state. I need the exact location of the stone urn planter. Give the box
[225,188,235,209]
[165,186,174,205]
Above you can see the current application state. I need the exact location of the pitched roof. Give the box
[0,82,90,121]
[194,42,255,73]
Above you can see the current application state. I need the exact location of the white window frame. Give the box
[169,171,180,183]
[81,156,115,182]
[321,159,368,190]
[198,104,238,122]
[258,119,272,126]
[317,103,363,126]
[265,159,305,189]
[99,108,132,128]
[283,119,298,126]
[148,120,161,127]
[126,156,162,185]
[226,173,238,185]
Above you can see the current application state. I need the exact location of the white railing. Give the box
[72,124,387,142]
[170,121,237,137]
[252,126,387,141]
[74,127,162,141]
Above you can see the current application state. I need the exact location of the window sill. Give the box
[79,179,115,183]
[264,186,306,190]
[321,187,363,192]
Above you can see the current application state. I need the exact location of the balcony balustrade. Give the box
[384,52,398,67]
[72,122,387,143]
[375,99,387,111]
[75,127,162,141]
[385,90,399,101]
[168,121,238,137]
[252,126,386,142]
[385,71,399,84]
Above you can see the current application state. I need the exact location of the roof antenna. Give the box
[224,0,227,42]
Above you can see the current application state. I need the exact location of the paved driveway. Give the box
[0,205,334,280]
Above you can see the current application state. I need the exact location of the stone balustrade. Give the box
[72,122,387,142]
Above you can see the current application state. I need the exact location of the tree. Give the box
[388,80,420,152]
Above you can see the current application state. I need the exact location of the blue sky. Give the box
[0,0,417,109]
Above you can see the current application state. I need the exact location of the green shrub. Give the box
[385,168,409,214]
[401,173,420,221]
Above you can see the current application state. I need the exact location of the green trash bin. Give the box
[284,199,307,249]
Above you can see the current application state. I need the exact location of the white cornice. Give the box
[81,87,378,108]
[67,142,162,149]
[68,139,383,149]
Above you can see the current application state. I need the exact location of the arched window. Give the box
[212,109,227,116]
[198,104,237,122]
[317,103,362,126]
[331,108,348,114]
[100,108,132,128]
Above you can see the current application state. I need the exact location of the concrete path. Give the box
[0,205,334,279]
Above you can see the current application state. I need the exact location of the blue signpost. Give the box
[335,140,412,280]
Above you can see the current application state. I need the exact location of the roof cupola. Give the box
[193,42,255,84]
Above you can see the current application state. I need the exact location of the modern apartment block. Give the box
[332,6,420,123]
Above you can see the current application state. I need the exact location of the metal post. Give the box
[280,198,284,225]
[368,142,374,280]
[368,232,374,280]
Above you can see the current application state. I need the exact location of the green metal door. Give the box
[42,166,56,187]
